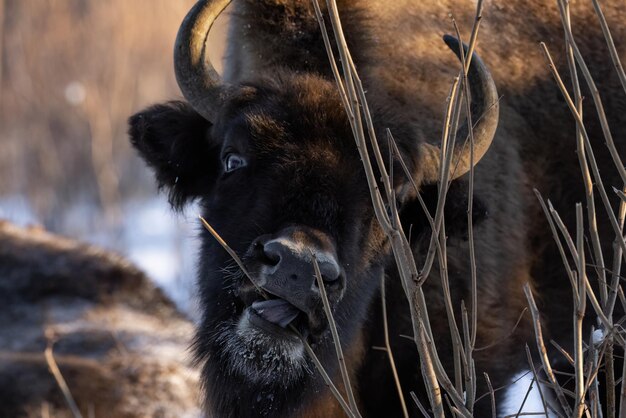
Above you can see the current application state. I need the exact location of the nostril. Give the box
[289,274,298,281]
[262,242,283,267]
[317,260,341,283]
[267,251,281,264]
[262,251,280,267]
[321,273,340,283]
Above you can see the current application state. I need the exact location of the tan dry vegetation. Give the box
[0,0,221,229]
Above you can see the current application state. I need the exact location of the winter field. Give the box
[1,1,621,417]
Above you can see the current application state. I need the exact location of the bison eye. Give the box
[224,154,247,173]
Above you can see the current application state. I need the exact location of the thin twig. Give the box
[573,204,587,418]
[313,1,490,416]
[525,345,550,417]
[513,372,535,418]
[560,0,607,306]
[547,204,617,358]
[380,273,410,418]
[315,1,453,415]
[461,302,476,413]
[198,216,256,286]
[539,43,626,263]
[44,342,84,418]
[591,0,626,95]
[586,327,603,418]
[301,339,357,418]
[312,254,361,417]
[534,190,578,290]
[454,10,481,403]
[411,391,433,418]
[41,402,50,418]
[484,373,497,418]
[524,283,572,415]
[619,350,626,417]
[606,339,616,418]
[550,339,575,366]
[419,76,461,282]
[555,0,626,186]
[311,0,352,118]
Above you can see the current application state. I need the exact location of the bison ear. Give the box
[129,101,219,210]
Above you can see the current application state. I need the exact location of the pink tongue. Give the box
[251,299,300,328]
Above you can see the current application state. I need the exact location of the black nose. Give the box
[248,232,344,317]
[243,228,345,334]
[262,239,341,284]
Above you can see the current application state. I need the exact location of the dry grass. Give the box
[0,1,198,229]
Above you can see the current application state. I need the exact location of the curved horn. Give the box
[419,35,499,184]
[174,0,233,122]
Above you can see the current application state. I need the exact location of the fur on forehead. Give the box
[218,70,351,141]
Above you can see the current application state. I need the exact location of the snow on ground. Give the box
[502,370,555,417]
[0,195,39,226]
[120,198,201,318]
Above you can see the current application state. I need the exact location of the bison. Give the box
[129,0,626,416]
[0,221,200,418]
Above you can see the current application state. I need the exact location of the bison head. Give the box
[128,0,498,413]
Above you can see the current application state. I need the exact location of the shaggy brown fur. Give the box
[0,221,199,418]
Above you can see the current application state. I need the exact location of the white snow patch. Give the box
[502,369,555,417]
[592,328,605,345]
[128,247,179,286]
[119,198,201,318]
[0,196,39,227]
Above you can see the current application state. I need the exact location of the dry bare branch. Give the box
[484,373,496,418]
[573,204,587,418]
[380,273,410,418]
[555,0,626,187]
[199,216,257,288]
[411,391,433,418]
[44,342,84,418]
[524,283,572,415]
[559,0,607,306]
[590,0,626,95]
[312,255,361,417]
[525,345,550,417]
[539,42,626,264]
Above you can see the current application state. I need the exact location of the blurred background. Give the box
[0,0,228,315]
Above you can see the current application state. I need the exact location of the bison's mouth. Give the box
[250,298,300,328]
[224,294,310,385]
[244,296,311,341]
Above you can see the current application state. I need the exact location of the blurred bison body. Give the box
[129,0,626,417]
[0,221,199,418]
